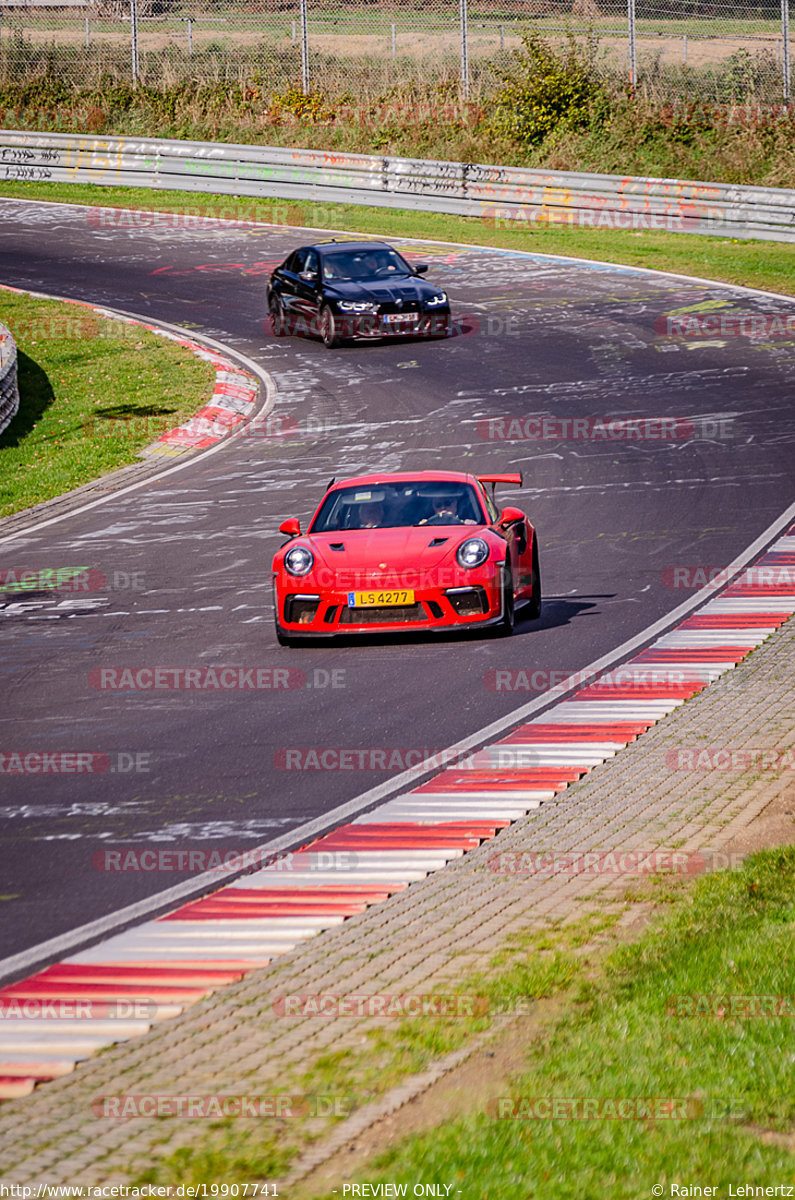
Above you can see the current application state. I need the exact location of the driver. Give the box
[358,501,386,528]
[420,495,476,525]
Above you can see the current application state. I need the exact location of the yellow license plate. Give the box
[348,589,415,607]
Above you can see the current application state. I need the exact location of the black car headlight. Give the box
[425,292,448,308]
[284,545,315,576]
[456,537,489,569]
[337,301,379,313]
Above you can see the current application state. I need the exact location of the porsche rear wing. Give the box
[477,473,523,488]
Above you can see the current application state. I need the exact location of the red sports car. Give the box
[272,471,541,644]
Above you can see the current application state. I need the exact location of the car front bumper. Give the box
[274,577,505,638]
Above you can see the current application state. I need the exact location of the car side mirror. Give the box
[498,506,525,528]
[279,518,301,538]
[299,270,318,283]
[414,264,429,275]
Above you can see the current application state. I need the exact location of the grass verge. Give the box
[0,288,216,518]
[1,181,795,299]
[303,846,795,1198]
[127,910,622,1186]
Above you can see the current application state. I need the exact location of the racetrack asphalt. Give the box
[0,198,793,963]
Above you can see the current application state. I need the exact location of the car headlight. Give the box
[456,537,489,569]
[425,292,448,307]
[337,301,379,313]
[284,545,315,576]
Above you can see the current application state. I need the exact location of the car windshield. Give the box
[321,248,412,282]
[310,482,484,532]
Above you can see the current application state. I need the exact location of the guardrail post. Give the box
[300,0,309,93]
[460,0,469,99]
[783,0,791,102]
[627,0,637,91]
[130,0,139,86]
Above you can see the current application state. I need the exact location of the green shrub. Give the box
[490,31,611,147]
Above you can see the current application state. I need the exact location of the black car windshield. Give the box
[321,248,412,282]
[310,482,485,532]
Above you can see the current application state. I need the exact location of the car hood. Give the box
[307,527,477,573]
[323,278,440,305]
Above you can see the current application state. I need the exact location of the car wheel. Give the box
[526,540,543,620]
[270,297,287,337]
[495,569,515,637]
[320,305,341,349]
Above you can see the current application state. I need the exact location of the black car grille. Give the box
[378,301,421,315]
[339,603,427,624]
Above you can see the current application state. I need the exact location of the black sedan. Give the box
[267,241,451,349]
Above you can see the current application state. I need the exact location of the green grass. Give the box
[0,288,216,517]
[1,180,794,299]
[310,847,794,1199]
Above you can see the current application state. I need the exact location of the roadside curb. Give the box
[0,285,271,541]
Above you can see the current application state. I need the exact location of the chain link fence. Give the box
[0,0,790,104]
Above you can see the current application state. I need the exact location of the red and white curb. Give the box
[139,358,259,458]
[0,285,259,459]
[1,530,793,1100]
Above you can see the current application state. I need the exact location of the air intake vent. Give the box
[429,538,448,547]
[329,543,345,551]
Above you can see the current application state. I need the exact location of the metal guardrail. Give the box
[0,320,20,437]
[2,130,795,243]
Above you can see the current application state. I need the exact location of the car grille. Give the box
[339,603,427,624]
[379,301,421,315]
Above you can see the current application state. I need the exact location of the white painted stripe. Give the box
[464,748,617,766]
[406,790,549,802]
[113,926,325,941]
[225,873,429,892]
[255,851,462,869]
[696,598,795,613]
[539,702,679,718]
[77,935,296,954]
[0,1036,114,1055]
[68,946,273,963]
[353,805,533,821]
[149,918,346,933]
[652,631,770,647]
[772,537,795,550]
[627,660,741,671]
[0,1051,82,1064]
[0,1020,152,1036]
[497,740,628,751]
